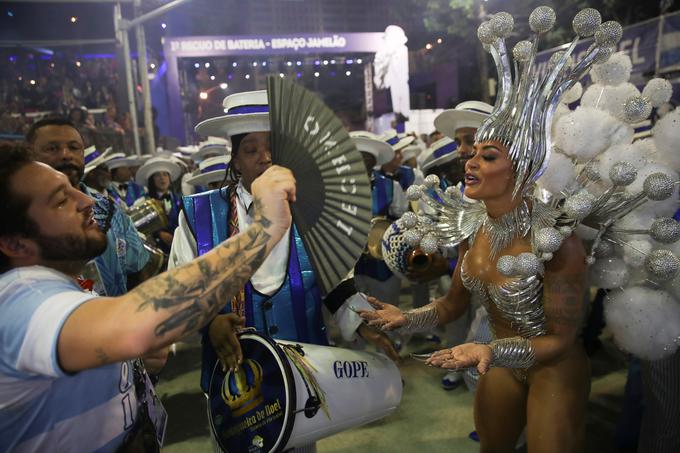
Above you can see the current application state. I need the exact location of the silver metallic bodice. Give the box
[461,251,547,339]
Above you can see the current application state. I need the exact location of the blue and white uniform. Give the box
[0,266,139,452]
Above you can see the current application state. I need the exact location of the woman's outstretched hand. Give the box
[426,342,493,374]
[357,296,407,331]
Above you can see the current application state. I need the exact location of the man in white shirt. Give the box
[0,141,296,451]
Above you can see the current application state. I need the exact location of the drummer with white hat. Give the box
[107,154,147,209]
[82,146,115,196]
[136,156,183,253]
[185,154,232,191]
[170,91,398,451]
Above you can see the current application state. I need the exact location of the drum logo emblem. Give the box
[221,359,264,417]
[251,435,264,448]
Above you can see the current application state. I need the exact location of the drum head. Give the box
[208,333,296,453]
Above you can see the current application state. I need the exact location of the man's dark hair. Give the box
[0,142,40,272]
[26,117,82,144]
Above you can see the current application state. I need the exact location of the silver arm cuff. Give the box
[400,303,440,334]
[489,337,536,369]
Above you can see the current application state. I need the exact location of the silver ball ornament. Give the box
[404,229,423,247]
[529,6,556,34]
[584,161,602,182]
[477,21,497,45]
[549,51,573,69]
[445,186,462,199]
[644,173,675,201]
[515,252,543,277]
[399,211,418,229]
[622,95,652,123]
[564,191,596,220]
[595,21,623,47]
[542,252,554,261]
[420,234,439,255]
[650,218,680,244]
[496,255,517,277]
[491,12,514,38]
[645,249,680,282]
[572,8,601,37]
[535,227,564,253]
[417,215,434,226]
[513,40,533,62]
[406,184,424,201]
[609,161,638,186]
[423,174,440,189]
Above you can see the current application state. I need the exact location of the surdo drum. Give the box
[208,332,402,452]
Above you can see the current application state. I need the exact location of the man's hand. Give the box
[357,324,400,362]
[426,342,492,374]
[208,313,246,372]
[250,166,296,242]
[358,297,407,331]
[142,346,170,375]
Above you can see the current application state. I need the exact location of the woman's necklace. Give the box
[482,199,532,259]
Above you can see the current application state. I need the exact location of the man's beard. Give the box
[55,163,84,187]
[34,231,108,262]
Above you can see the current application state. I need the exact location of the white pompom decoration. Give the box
[581,82,640,119]
[554,107,626,162]
[652,109,680,171]
[537,152,576,196]
[596,144,646,184]
[605,287,680,360]
[590,52,632,85]
[561,82,583,104]
[642,78,673,108]
[623,239,654,267]
[589,256,629,289]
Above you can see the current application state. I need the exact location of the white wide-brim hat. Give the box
[381,129,416,151]
[135,156,183,186]
[401,143,422,162]
[83,146,114,175]
[106,153,140,170]
[192,137,231,162]
[434,101,494,139]
[350,131,395,166]
[185,155,232,186]
[195,90,270,138]
[422,137,459,172]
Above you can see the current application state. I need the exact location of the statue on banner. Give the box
[374,25,411,121]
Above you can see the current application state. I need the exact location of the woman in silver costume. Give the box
[360,6,629,452]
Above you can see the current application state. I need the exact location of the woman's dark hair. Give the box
[0,142,40,272]
[225,133,246,183]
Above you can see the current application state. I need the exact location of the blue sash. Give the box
[396,165,415,191]
[372,171,394,216]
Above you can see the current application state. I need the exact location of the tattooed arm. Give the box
[57,166,296,372]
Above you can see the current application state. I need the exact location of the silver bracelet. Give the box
[400,303,440,334]
[489,336,536,369]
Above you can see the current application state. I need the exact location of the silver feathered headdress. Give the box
[475,6,622,197]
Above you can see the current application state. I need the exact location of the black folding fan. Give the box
[266,75,372,295]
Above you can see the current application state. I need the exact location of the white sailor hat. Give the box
[401,143,423,162]
[191,136,231,162]
[421,137,459,172]
[185,155,232,187]
[350,131,395,166]
[434,101,493,139]
[194,90,270,139]
[381,129,415,151]
[135,155,183,186]
[106,153,140,170]
[83,146,114,175]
